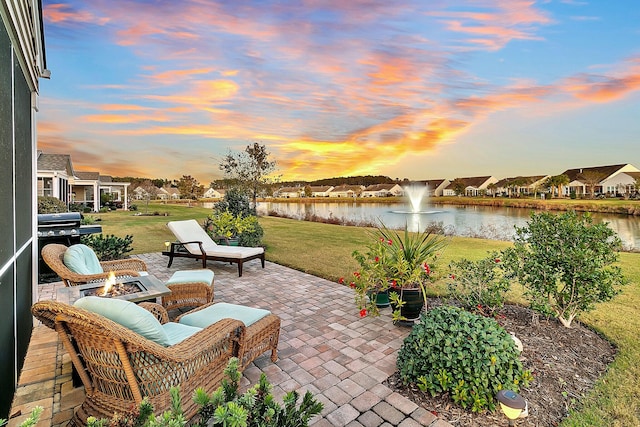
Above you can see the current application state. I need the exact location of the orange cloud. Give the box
[44,3,110,25]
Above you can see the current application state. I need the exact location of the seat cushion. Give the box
[74,296,170,346]
[64,244,104,275]
[162,322,202,346]
[166,269,214,285]
[179,302,270,328]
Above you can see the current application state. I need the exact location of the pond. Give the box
[251,201,640,250]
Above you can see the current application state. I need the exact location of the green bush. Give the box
[84,358,322,427]
[237,215,264,247]
[81,234,134,261]
[194,358,322,427]
[37,196,67,213]
[397,306,532,413]
[447,252,510,317]
[500,211,627,327]
[214,187,255,217]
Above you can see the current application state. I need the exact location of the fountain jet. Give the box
[404,184,428,213]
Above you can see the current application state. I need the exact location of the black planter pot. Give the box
[389,288,424,326]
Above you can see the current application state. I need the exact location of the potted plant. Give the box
[347,223,449,323]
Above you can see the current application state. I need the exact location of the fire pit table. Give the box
[56,275,172,305]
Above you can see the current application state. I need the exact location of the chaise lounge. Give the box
[164,219,265,277]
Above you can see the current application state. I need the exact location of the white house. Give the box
[562,164,640,197]
[328,184,364,198]
[275,186,304,198]
[361,183,404,197]
[443,176,497,196]
[203,188,224,198]
[492,175,549,197]
[309,185,333,197]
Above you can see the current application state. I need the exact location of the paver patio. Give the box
[10,253,452,427]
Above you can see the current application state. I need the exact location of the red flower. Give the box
[339,277,344,284]
[349,281,356,288]
[423,263,431,274]
[495,258,501,263]
[353,271,361,278]
[387,239,393,245]
[359,309,367,317]
[375,256,380,262]
[450,274,456,280]
[391,279,397,288]
[379,237,385,242]
[430,410,438,417]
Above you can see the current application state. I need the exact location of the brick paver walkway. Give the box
[10,253,452,427]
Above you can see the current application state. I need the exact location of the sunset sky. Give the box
[39,1,640,184]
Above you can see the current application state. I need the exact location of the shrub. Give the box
[194,358,323,427]
[81,234,134,261]
[214,187,255,217]
[500,211,627,327]
[397,306,532,413]
[84,358,322,427]
[447,252,510,317]
[37,196,67,213]
[237,215,264,247]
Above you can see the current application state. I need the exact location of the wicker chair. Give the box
[175,301,280,370]
[32,300,244,426]
[41,243,148,286]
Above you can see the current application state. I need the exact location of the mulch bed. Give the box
[385,300,616,426]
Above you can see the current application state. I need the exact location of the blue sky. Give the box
[39,1,640,183]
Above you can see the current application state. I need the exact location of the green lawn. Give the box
[94,203,640,427]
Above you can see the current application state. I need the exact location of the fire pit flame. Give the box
[100,271,117,296]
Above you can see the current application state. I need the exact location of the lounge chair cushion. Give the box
[74,296,170,346]
[178,302,270,328]
[162,322,202,346]
[168,219,264,259]
[64,244,104,275]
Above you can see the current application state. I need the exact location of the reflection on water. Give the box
[247,201,640,250]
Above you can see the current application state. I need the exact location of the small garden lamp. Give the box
[164,241,170,250]
[496,390,527,426]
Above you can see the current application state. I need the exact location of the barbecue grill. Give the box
[37,212,102,239]
[37,212,103,277]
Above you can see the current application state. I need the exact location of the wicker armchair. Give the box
[41,243,148,286]
[32,300,244,426]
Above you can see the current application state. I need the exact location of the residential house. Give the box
[328,184,365,198]
[99,175,129,209]
[203,188,224,199]
[72,171,101,209]
[36,152,74,204]
[492,175,549,197]
[309,185,333,197]
[158,185,180,200]
[561,164,640,197]
[275,186,304,198]
[443,176,498,196]
[419,179,450,197]
[361,183,404,197]
[1,0,47,414]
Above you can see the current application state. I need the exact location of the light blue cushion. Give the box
[179,302,270,328]
[64,244,103,275]
[162,322,202,346]
[166,269,214,285]
[74,296,170,346]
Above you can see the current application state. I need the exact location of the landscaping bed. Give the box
[386,300,616,426]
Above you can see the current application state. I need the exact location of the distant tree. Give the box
[450,178,466,196]
[487,183,497,197]
[219,142,278,208]
[304,185,312,197]
[137,180,159,213]
[545,174,569,198]
[176,175,202,200]
[579,171,606,198]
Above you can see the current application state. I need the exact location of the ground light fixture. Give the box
[496,389,527,426]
